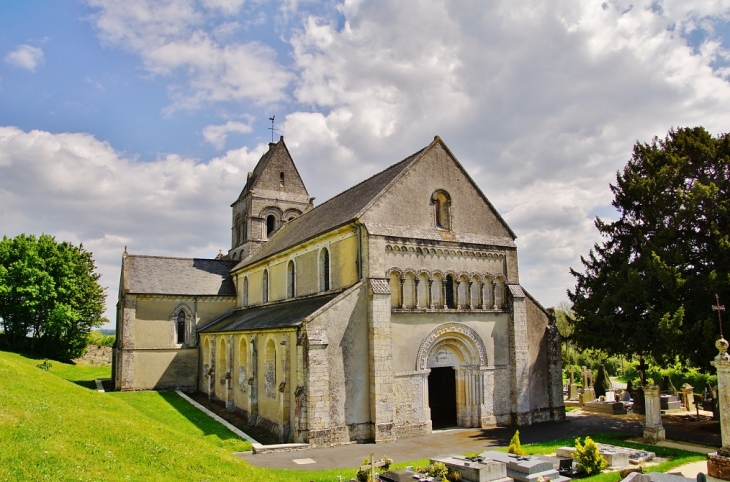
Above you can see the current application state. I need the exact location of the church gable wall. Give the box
[360,145,513,240]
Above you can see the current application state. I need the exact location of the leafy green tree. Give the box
[569,127,730,371]
[0,234,106,360]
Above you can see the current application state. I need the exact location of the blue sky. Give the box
[1,0,730,326]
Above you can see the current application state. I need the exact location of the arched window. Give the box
[242,276,249,307]
[262,269,269,303]
[287,260,295,298]
[241,216,247,244]
[320,248,330,291]
[445,275,455,309]
[266,215,276,236]
[238,338,248,392]
[176,311,186,344]
[279,172,285,188]
[431,190,452,230]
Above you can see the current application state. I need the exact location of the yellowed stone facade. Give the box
[113,136,565,446]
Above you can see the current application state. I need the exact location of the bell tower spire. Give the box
[228,136,313,262]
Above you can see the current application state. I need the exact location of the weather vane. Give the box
[268,115,277,143]
[713,293,725,338]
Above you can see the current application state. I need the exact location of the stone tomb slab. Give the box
[557,445,651,467]
[431,455,513,482]
[291,458,317,465]
[582,401,628,415]
[478,451,569,482]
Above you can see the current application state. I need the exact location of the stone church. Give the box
[113,136,565,446]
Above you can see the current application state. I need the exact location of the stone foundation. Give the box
[395,421,431,438]
[708,453,730,481]
[307,425,349,447]
[642,426,665,443]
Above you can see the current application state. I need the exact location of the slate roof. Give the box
[234,147,426,269]
[122,255,237,296]
[198,292,339,333]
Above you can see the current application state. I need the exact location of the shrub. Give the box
[87,330,115,347]
[572,437,608,476]
[36,359,52,371]
[594,364,612,397]
[508,429,527,456]
[427,462,449,478]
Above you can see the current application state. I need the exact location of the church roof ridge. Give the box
[124,253,229,262]
[232,143,429,270]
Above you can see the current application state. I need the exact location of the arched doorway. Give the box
[416,323,488,429]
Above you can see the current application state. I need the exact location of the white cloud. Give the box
[279,0,730,308]
[0,126,266,323]
[86,0,292,109]
[203,120,253,149]
[4,44,44,72]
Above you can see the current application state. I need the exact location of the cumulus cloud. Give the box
[203,120,253,149]
[4,44,44,72]
[0,126,266,321]
[86,0,292,109]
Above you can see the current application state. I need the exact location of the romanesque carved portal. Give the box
[416,323,488,429]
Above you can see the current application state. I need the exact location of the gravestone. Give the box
[633,386,646,415]
[643,385,665,442]
[568,366,579,400]
[681,384,696,412]
[581,366,596,405]
[660,395,682,412]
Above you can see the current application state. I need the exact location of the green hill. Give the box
[0,351,326,481]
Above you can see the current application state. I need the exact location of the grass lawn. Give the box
[0,351,708,481]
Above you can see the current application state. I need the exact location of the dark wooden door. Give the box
[428,367,457,429]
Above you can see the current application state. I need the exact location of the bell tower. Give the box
[228,136,313,261]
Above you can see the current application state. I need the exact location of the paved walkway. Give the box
[238,410,652,471]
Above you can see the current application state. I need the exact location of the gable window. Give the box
[287,260,295,298]
[320,248,330,291]
[279,172,285,188]
[266,215,276,236]
[176,311,186,344]
[262,269,269,303]
[431,190,452,230]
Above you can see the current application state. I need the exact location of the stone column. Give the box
[414,278,420,309]
[492,282,498,309]
[468,281,475,309]
[428,279,434,309]
[642,385,665,442]
[399,277,406,309]
[708,337,730,479]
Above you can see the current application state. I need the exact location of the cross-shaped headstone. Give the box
[713,293,725,338]
[637,358,649,386]
[360,453,386,481]
[569,366,575,384]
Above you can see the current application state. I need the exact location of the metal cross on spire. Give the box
[713,293,725,338]
[268,115,277,143]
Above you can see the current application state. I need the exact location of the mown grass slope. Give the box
[0,351,292,481]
